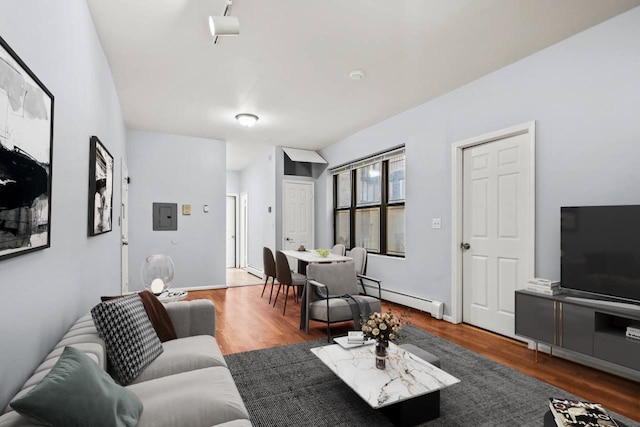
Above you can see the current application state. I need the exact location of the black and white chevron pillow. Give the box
[91,293,163,385]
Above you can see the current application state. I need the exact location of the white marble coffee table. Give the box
[311,341,459,425]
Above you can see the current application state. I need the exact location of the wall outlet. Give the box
[432,218,442,229]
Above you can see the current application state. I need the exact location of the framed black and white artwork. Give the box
[88,136,114,236]
[0,36,55,261]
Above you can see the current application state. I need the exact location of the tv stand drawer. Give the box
[594,332,640,371]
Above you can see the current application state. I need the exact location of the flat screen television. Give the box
[561,205,640,303]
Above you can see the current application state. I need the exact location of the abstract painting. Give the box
[88,136,113,236]
[0,36,54,261]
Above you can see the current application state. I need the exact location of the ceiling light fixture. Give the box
[236,113,259,127]
[349,69,365,80]
[210,0,239,44]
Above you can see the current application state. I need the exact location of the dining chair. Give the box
[273,251,306,315]
[262,247,278,303]
[330,244,346,256]
[349,247,382,300]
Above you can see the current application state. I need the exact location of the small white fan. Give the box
[141,254,175,295]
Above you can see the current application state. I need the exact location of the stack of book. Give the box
[526,278,561,296]
[548,397,618,427]
[626,325,640,341]
[347,331,365,344]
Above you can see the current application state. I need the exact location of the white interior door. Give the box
[461,131,533,337]
[120,158,129,295]
[225,195,236,268]
[283,181,314,252]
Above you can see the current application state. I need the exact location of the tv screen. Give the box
[561,205,640,302]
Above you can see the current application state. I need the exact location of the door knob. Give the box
[286,237,291,242]
[122,240,129,246]
[460,242,470,250]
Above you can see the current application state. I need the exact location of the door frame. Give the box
[240,192,248,269]
[120,158,129,295]
[450,121,536,324]
[226,193,239,268]
[281,179,315,250]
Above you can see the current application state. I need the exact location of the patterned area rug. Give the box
[225,325,635,426]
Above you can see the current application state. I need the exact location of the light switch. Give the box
[432,218,442,229]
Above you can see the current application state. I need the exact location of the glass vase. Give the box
[375,340,389,370]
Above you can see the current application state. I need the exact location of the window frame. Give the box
[332,149,405,257]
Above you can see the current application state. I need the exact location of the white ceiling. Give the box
[86,0,640,170]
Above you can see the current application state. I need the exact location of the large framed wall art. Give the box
[0,36,55,261]
[88,136,114,236]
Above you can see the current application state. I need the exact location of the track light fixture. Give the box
[210,0,239,44]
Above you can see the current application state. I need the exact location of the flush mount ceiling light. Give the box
[235,113,259,127]
[349,69,365,80]
[210,0,239,44]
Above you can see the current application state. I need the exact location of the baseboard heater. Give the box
[365,285,444,320]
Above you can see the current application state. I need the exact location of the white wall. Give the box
[240,147,276,272]
[0,0,126,409]
[226,170,240,194]
[127,130,226,289]
[318,7,640,317]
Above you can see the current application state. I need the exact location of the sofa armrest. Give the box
[164,299,216,338]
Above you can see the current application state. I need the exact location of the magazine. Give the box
[549,397,618,427]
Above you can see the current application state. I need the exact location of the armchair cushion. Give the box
[308,294,380,323]
[307,261,359,299]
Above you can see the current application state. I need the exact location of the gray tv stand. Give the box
[515,290,640,373]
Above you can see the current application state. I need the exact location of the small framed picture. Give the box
[88,136,114,236]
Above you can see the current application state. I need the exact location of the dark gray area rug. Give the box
[225,325,637,426]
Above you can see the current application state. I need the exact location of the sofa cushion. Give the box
[91,293,163,385]
[130,335,227,384]
[127,367,250,427]
[10,346,142,427]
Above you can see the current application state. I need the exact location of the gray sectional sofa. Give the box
[0,299,252,427]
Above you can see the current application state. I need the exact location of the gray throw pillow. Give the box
[10,346,143,427]
[91,293,163,385]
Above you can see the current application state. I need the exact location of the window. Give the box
[332,147,405,256]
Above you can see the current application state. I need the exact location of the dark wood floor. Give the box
[187,269,640,422]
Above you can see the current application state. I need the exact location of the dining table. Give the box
[280,249,352,331]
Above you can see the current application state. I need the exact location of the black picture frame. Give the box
[0,36,54,261]
[88,136,114,236]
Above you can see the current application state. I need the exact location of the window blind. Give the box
[330,146,405,175]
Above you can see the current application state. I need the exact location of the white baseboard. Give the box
[443,314,457,323]
[171,285,227,291]
[245,265,263,279]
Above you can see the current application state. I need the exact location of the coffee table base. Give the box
[379,390,440,427]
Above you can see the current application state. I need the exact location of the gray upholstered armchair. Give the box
[304,261,381,341]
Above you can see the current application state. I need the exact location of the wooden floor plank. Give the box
[185,270,640,422]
